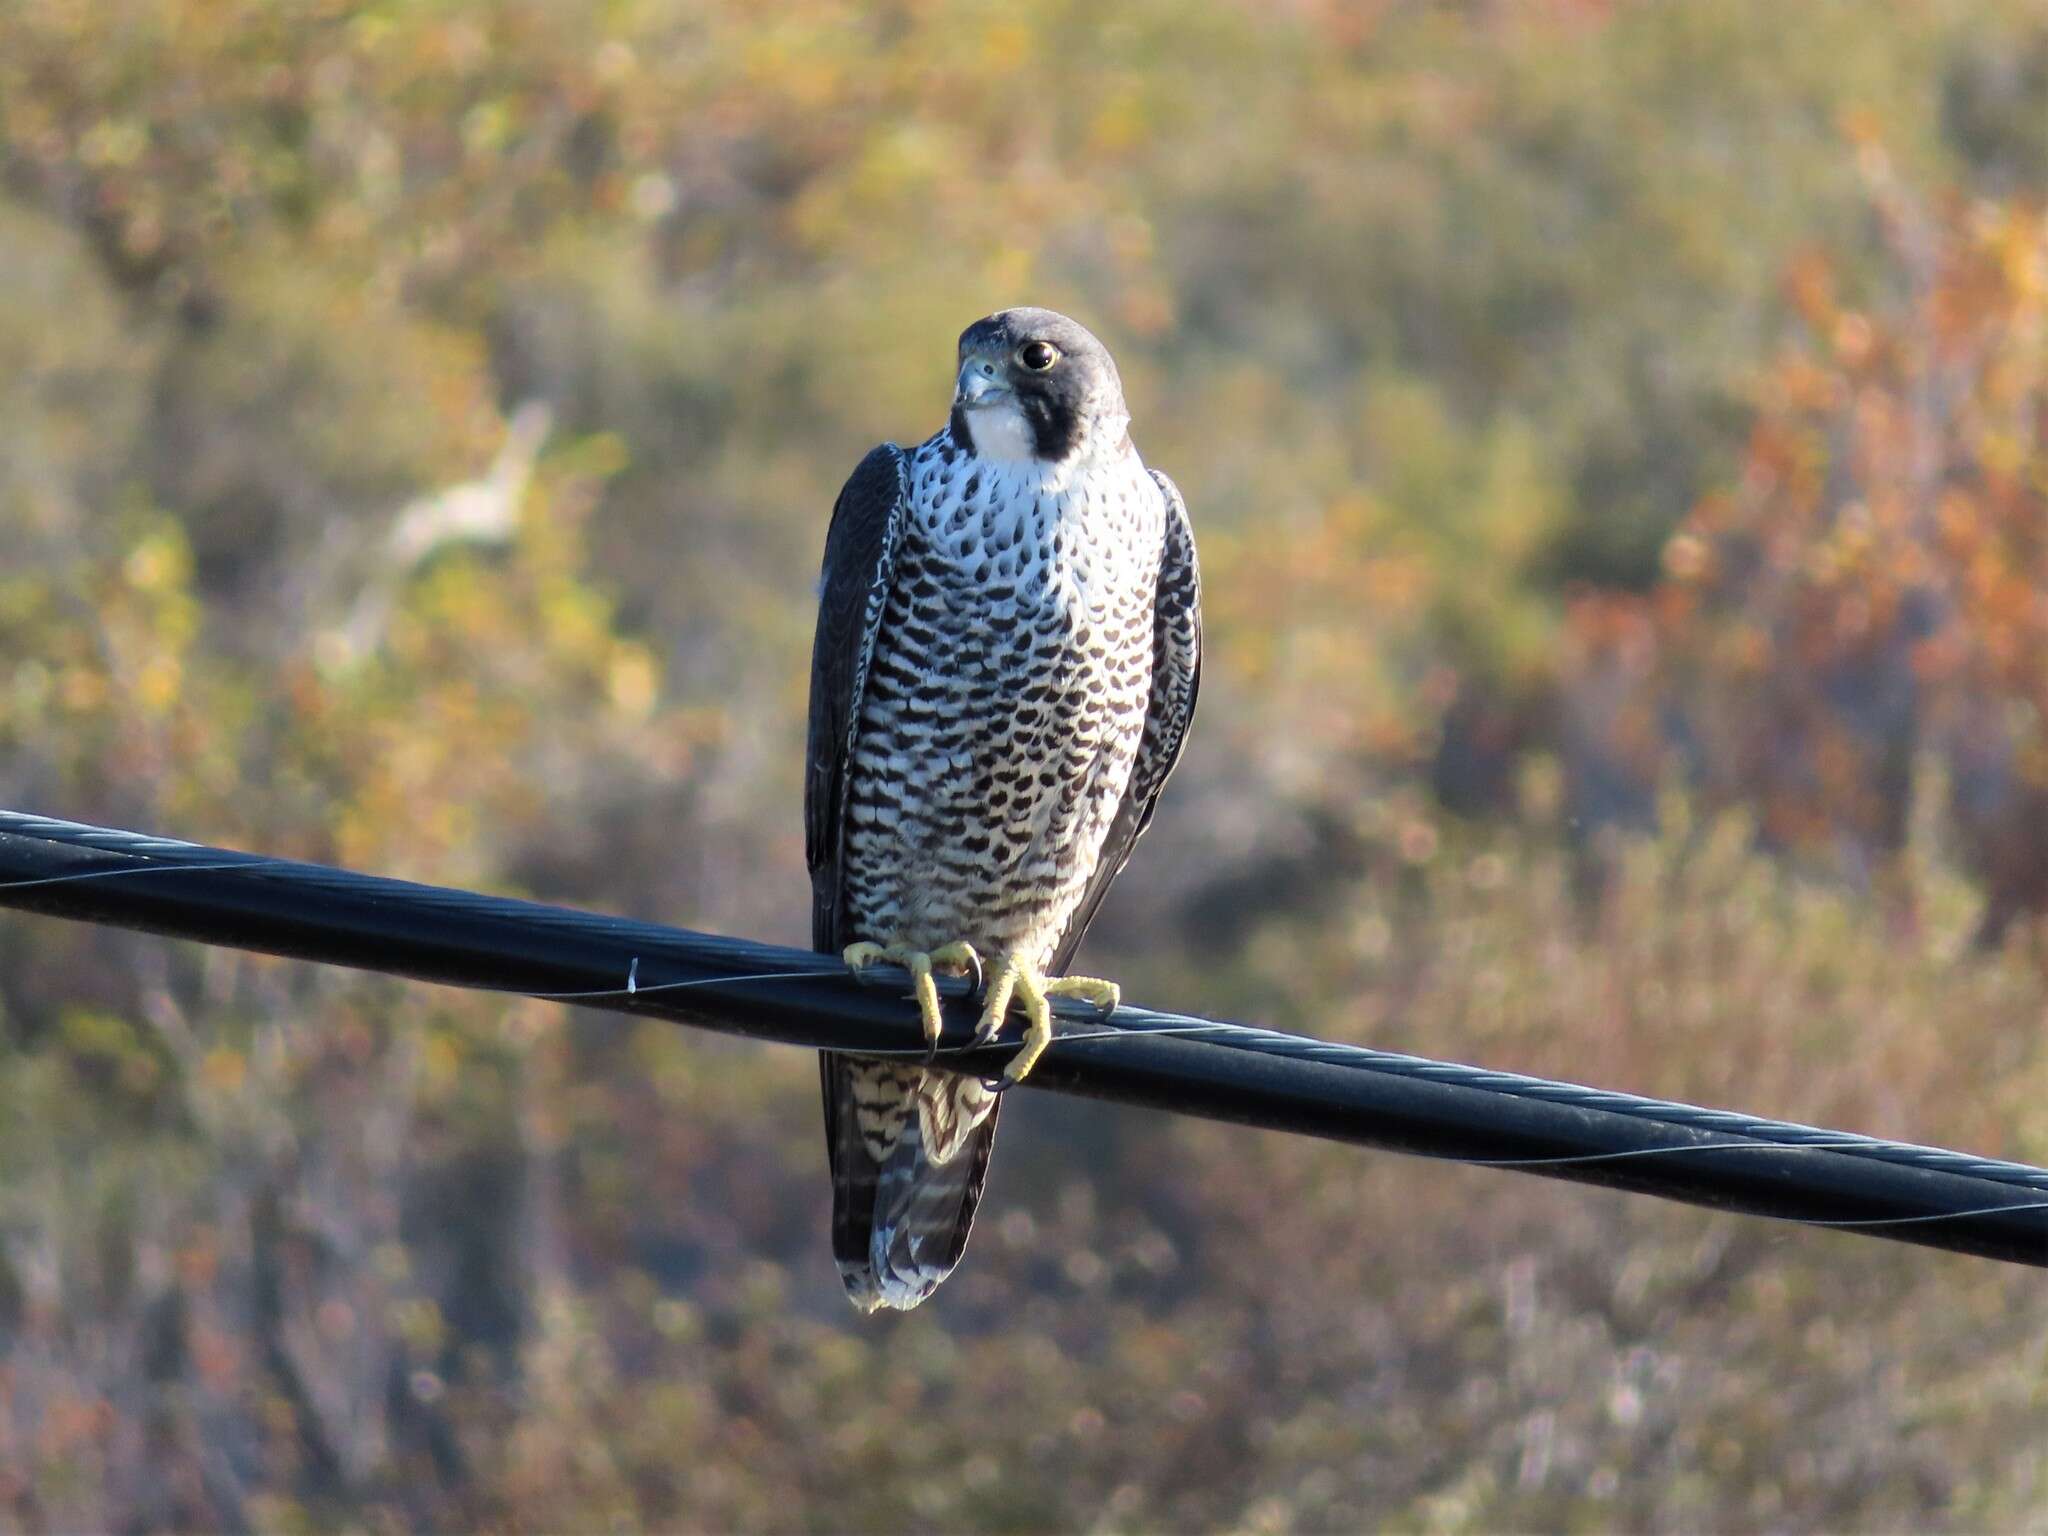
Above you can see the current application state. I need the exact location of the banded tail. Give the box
[820,1053,1001,1312]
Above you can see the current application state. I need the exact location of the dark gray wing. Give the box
[805,442,909,953]
[806,442,1000,1310]
[1047,466,1202,975]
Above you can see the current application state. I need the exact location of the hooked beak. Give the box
[954,356,1012,410]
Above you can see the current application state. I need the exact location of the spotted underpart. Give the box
[841,428,1165,1153]
[808,306,1201,1312]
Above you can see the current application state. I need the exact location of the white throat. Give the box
[963,402,1039,463]
[962,402,1133,482]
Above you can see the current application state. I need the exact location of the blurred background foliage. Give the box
[3,0,2048,1527]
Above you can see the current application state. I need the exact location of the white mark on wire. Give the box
[0,859,261,891]
[532,969,826,1002]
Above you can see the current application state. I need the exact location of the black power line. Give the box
[1,808,2044,1267]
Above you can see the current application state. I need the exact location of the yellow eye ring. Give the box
[1018,340,1060,372]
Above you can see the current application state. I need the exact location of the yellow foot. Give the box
[973,957,1122,1085]
[843,940,983,1052]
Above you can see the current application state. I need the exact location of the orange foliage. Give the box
[1635,162,2048,924]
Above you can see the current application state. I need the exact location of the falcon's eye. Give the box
[1018,340,1060,372]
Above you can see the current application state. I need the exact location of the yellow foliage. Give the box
[3,0,2048,1528]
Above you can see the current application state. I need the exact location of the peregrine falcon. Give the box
[806,307,1201,1312]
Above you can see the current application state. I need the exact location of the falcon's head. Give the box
[951,307,1130,466]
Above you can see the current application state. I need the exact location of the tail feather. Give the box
[821,1052,1001,1312]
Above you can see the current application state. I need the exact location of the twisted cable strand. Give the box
[2,809,2044,1257]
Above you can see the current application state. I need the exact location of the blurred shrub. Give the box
[3,0,2048,1528]
[1570,150,2048,936]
